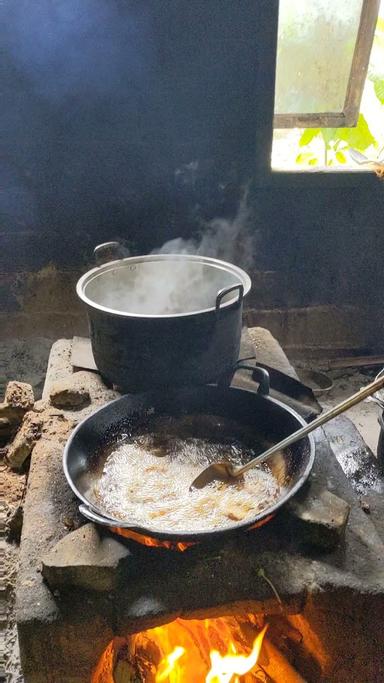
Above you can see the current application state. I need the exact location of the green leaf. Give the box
[374,79,384,104]
[321,128,338,146]
[296,152,312,163]
[295,152,319,166]
[336,114,376,152]
[336,151,347,164]
[299,128,320,147]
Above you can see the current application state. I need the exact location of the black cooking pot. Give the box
[76,243,251,392]
[63,367,315,542]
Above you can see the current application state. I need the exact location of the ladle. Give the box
[190,372,384,490]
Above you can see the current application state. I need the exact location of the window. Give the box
[272,0,384,171]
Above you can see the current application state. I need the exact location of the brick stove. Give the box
[16,330,384,682]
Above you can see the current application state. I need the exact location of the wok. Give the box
[63,367,315,542]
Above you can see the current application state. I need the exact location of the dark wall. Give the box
[1,0,384,354]
[1,0,261,270]
[251,182,384,310]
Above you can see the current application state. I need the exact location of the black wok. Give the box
[63,367,315,542]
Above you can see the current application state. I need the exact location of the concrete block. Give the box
[42,524,131,592]
[50,376,91,408]
[287,487,350,551]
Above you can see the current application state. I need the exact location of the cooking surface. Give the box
[88,415,284,532]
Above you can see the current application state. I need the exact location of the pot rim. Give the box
[76,253,252,319]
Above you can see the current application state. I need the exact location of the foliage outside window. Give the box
[272,0,384,171]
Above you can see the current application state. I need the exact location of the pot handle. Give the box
[79,503,131,528]
[79,504,112,526]
[94,241,126,266]
[215,283,244,312]
[218,363,270,396]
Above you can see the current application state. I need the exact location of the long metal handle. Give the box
[234,373,384,476]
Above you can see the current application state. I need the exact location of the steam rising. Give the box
[87,194,253,316]
[153,191,254,269]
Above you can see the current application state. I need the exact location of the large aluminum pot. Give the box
[76,243,251,391]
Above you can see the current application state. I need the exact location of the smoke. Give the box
[1,0,155,233]
[2,0,152,101]
[153,188,255,271]
[2,1,256,277]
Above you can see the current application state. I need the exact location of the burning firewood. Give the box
[258,638,307,683]
[113,658,143,683]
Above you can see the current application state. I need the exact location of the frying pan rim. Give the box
[62,387,316,540]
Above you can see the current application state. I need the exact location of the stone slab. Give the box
[286,482,350,551]
[42,523,131,592]
[324,414,384,496]
[49,372,91,408]
[42,339,74,400]
[71,335,98,371]
[248,327,297,378]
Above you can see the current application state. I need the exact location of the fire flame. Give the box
[111,526,193,551]
[92,615,269,683]
[206,624,268,683]
[156,646,186,681]
[111,514,275,552]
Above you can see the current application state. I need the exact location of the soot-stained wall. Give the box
[1,0,384,355]
[2,0,260,263]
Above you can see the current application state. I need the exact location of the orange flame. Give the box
[156,646,186,682]
[111,514,275,552]
[92,615,269,683]
[206,624,268,682]
[111,526,193,551]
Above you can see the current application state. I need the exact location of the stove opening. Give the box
[92,614,307,682]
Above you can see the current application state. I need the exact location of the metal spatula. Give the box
[190,372,384,490]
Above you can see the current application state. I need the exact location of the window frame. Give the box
[254,0,383,188]
[273,0,380,130]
